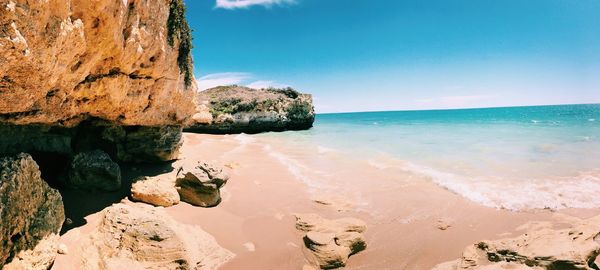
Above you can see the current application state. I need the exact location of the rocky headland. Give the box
[186,85,315,134]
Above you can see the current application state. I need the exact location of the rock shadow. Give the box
[30,151,176,235]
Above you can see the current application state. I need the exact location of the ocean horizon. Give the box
[258,103,600,210]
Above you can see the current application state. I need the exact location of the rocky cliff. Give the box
[187,86,315,134]
[0,0,196,267]
[1,0,195,127]
[0,0,196,162]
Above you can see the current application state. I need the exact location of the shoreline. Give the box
[53,132,600,269]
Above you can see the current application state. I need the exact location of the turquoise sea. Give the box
[259,104,600,210]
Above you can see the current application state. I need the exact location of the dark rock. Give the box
[175,162,229,207]
[0,122,184,164]
[0,153,65,268]
[63,150,121,191]
[186,86,315,134]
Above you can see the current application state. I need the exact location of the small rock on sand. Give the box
[294,213,367,269]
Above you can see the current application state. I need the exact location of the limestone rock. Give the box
[3,234,60,270]
[175,162,230,207]
[81,203,234,270]
[186,86,315,134]
[131,175,180,207]
[0,153,65,268]
[64,150,121,191]
[0,0,195,127]
[294,213,367,269]
[434,215,600,270]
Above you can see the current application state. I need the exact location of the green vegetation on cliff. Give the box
[167,0,193,88]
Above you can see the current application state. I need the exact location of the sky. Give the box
[184,0,600,113]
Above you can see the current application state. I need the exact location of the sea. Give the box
[253,104,600,211]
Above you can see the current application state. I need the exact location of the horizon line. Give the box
[316,102,600,115]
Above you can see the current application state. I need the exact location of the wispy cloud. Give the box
[215,0,296,9]
[196,72,289,91]
[196,72,251,91]
[246,80,289,89]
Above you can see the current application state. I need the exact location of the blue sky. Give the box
[184,0,600,113]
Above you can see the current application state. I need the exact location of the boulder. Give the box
[175,162,230,207]
[434,215,600,270]
[186,86,315,134]
[131,175,180,207]
[63,150,121,191]
[0,153,65,269]
[294,213,367,269]
[81,203,234,270]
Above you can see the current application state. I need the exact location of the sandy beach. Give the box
[51,132,600,269]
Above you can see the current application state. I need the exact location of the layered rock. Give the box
[434,215,600,270]
[186,86,315,134]
[0,0,195,162]
[81,203,234,270]
[0,153,65,269]
[294,213,367,269]
[62,150,121,191]
[131,174,180,207]
[175,161,230,207]
[0,0,195,127]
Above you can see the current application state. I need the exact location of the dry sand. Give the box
[52,133,600,270]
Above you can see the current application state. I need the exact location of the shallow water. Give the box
[256,104,600,210]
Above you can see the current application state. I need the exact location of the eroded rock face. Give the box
[434,215,600,270]
[81,203,234,270]
[131,174,180,207]
[187,86,315,134]
[0,153,65,269]
[0,0,195,127]
[63,150,121,191]
[294,213,367,269]
[175,162,230,207]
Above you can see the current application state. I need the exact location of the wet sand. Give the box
[53,133,600,269]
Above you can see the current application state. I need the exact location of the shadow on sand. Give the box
[31,152,176,235]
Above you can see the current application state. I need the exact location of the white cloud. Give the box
[246,80,289,89]
[196,72,251,91]
[215,0,296,9]
[196,72,290,91]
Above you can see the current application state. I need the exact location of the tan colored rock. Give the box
[175,161,230,207]
[434,215,600,270]
[131,175,180,207]
[81,203,234,270]
[192,105,213,124]
[3,234,60,270]
[0,153,65,268]
[0,0,195,127]
[294,213,367,269]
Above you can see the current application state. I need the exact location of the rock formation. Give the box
[81,203,235,270]
[131,174,180,207]
[62,150,121,191]
[0,0,195,127]
[0,154,65,269]
[186,86,315,134]
[434,215,600,270]
[294,213,367,269]
[175,161,230,207]
[1,0,198,267]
